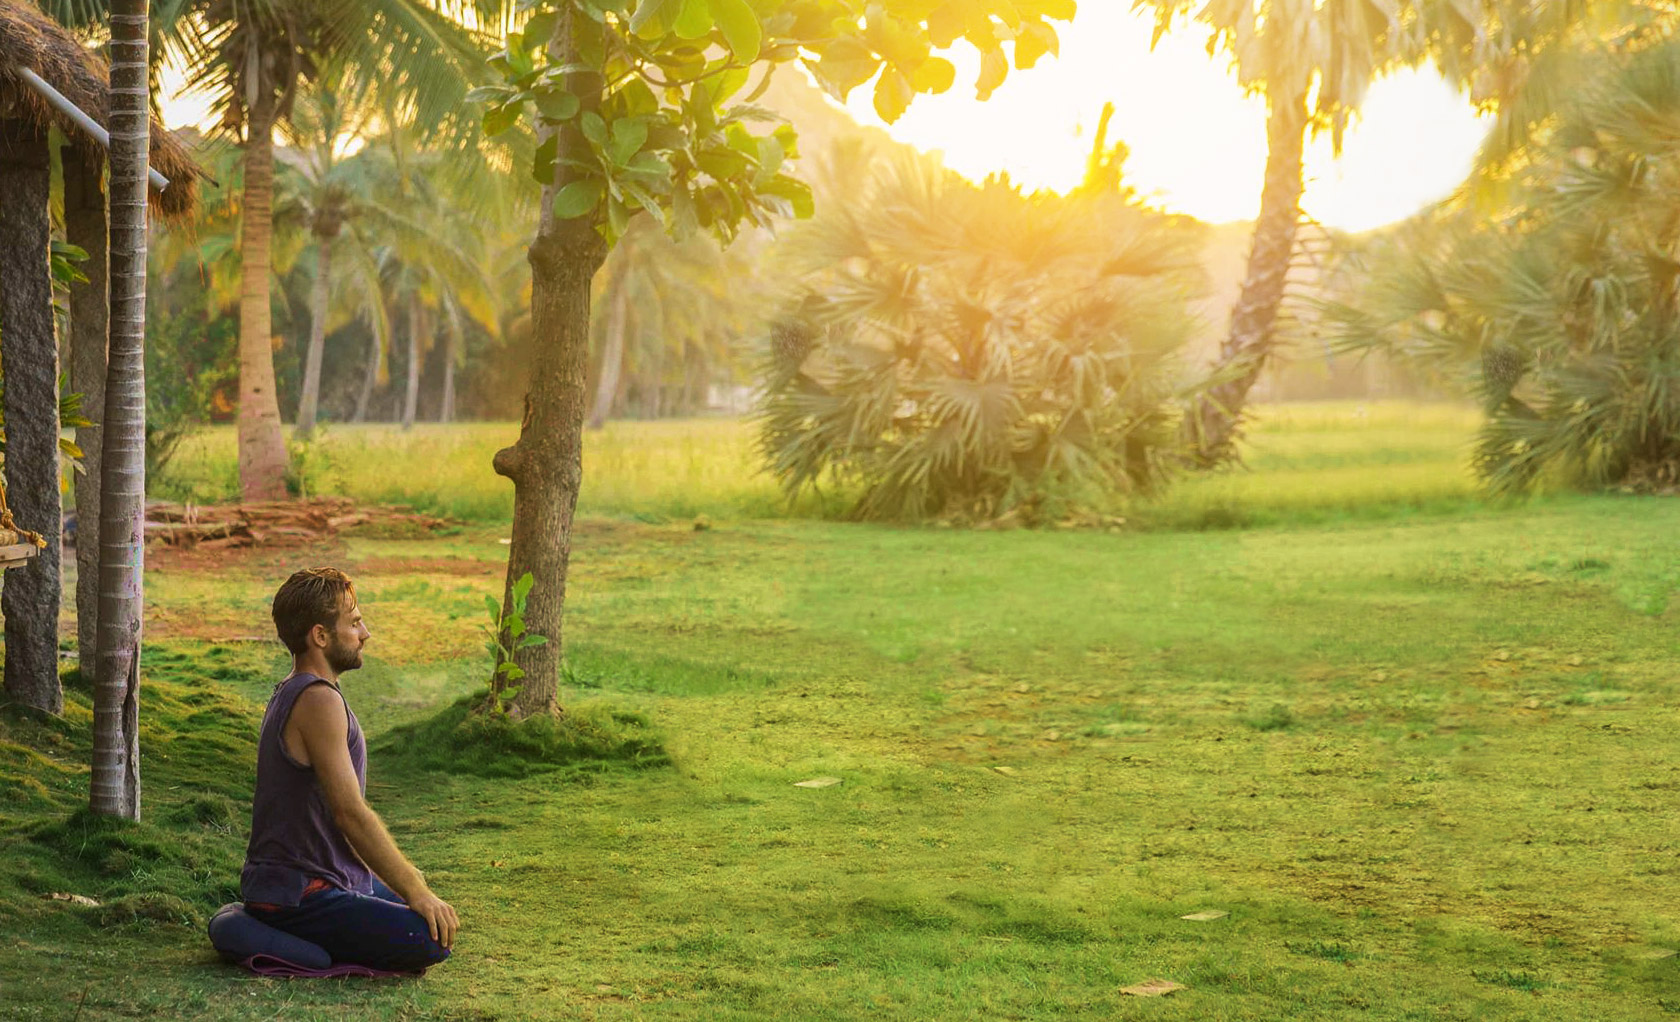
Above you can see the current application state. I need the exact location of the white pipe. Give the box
[13,66,170,191]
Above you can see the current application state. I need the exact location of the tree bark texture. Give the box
[354,328,378,423]
[0,122,62,715]
[494,222,605,717]
[440,314,457,424]
[1186,86,1309,467]
[91,0,149,818]
[587,284,628,430]
[492,8,607,718]
[402,299,423,430]
[64,147,108,684]
[237,98,290,500]
[295,231,335,437]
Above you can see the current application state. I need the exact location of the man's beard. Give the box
[326,637,363,673]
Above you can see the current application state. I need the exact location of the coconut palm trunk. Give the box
[0,120,62,716]
[1187,86,1309,465]
[587,284,628,430]
[92,0,150,819]
[354,328,379,422]
[492,10,606,718]
[64,147,108,685]
[295,226,337,437]
[440,310,459,424]
[402,299,423,430]
[237,95,290,500]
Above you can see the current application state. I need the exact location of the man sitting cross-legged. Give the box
[239,567,459,972]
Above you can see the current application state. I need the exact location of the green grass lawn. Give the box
[8,407,1680,1019]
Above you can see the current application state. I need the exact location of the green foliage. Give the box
[1323,37,1680,494]
[757,151,1205,522]
[283,426,338,497]
[482,571,548,712]
[479,0,1074,245]
[373,690,668,778]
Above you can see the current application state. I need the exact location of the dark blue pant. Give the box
[248,878,451,972]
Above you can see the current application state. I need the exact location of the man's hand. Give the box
[409,890,459,949]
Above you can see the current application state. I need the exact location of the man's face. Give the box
[324,596,371,674]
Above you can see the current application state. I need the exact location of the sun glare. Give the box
[841,6,1489,232]
[158,7,1488,233]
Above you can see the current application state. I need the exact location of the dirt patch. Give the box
[145,538,350,576]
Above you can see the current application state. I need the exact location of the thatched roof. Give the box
[0,0,201,219]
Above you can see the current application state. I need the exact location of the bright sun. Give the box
[841,5,1489,232]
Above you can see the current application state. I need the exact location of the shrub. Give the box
[757,150,1205,523]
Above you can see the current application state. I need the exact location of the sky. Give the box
[159,6,1490,233]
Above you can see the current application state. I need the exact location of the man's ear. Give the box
[309,622,331,650]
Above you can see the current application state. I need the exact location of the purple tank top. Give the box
[240,673,375,905]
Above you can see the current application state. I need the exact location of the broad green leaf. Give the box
[927,3,965,47]
[911,56,957,94]
[483,103,522,137]
[607,195,631,238]
[756,134,785,180]
[536,88,581,121]
[713,66,752,104]
[712,0,762,63]
[610,118,650,165]
[673,0,713,39]
[976,46,1008,100]
[522,10,559,51]
[505,666,525,681]
[484,595,502,626]
[554,179,605,218]
[1015,20,1057,69]
[519,634,550,648]
[629,0,680,36]
[812,37,881,98]
[1029,0,1076,20]
[499,686,522,702]
[514,571,535,603]
[464,84,515,106]
[581,111,608,145]
[873,66,913,123]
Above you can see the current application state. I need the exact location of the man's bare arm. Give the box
[291,684,459,946]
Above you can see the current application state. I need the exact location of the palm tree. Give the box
[1323,35,1680,493]
[278,64,375,438]
[759,149,1205,522]
[1133,0,1457,465]
[44,0,504,497]
[91,0,150,820]
[589,218,759,427]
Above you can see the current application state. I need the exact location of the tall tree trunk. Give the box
[402,299,423,430]
[587,284,628,430]
[237,97,289,500]
[0,121,62,715]
[91,0,149,819]
[1186,86,1309,466]
[440,312,458,424]
[295,229,336,437]
[353,327,379,423]
[492,8,606,718]
[64,146,107,684]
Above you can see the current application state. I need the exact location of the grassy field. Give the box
[7,406,1679,1019]
[152,402,1496,527]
